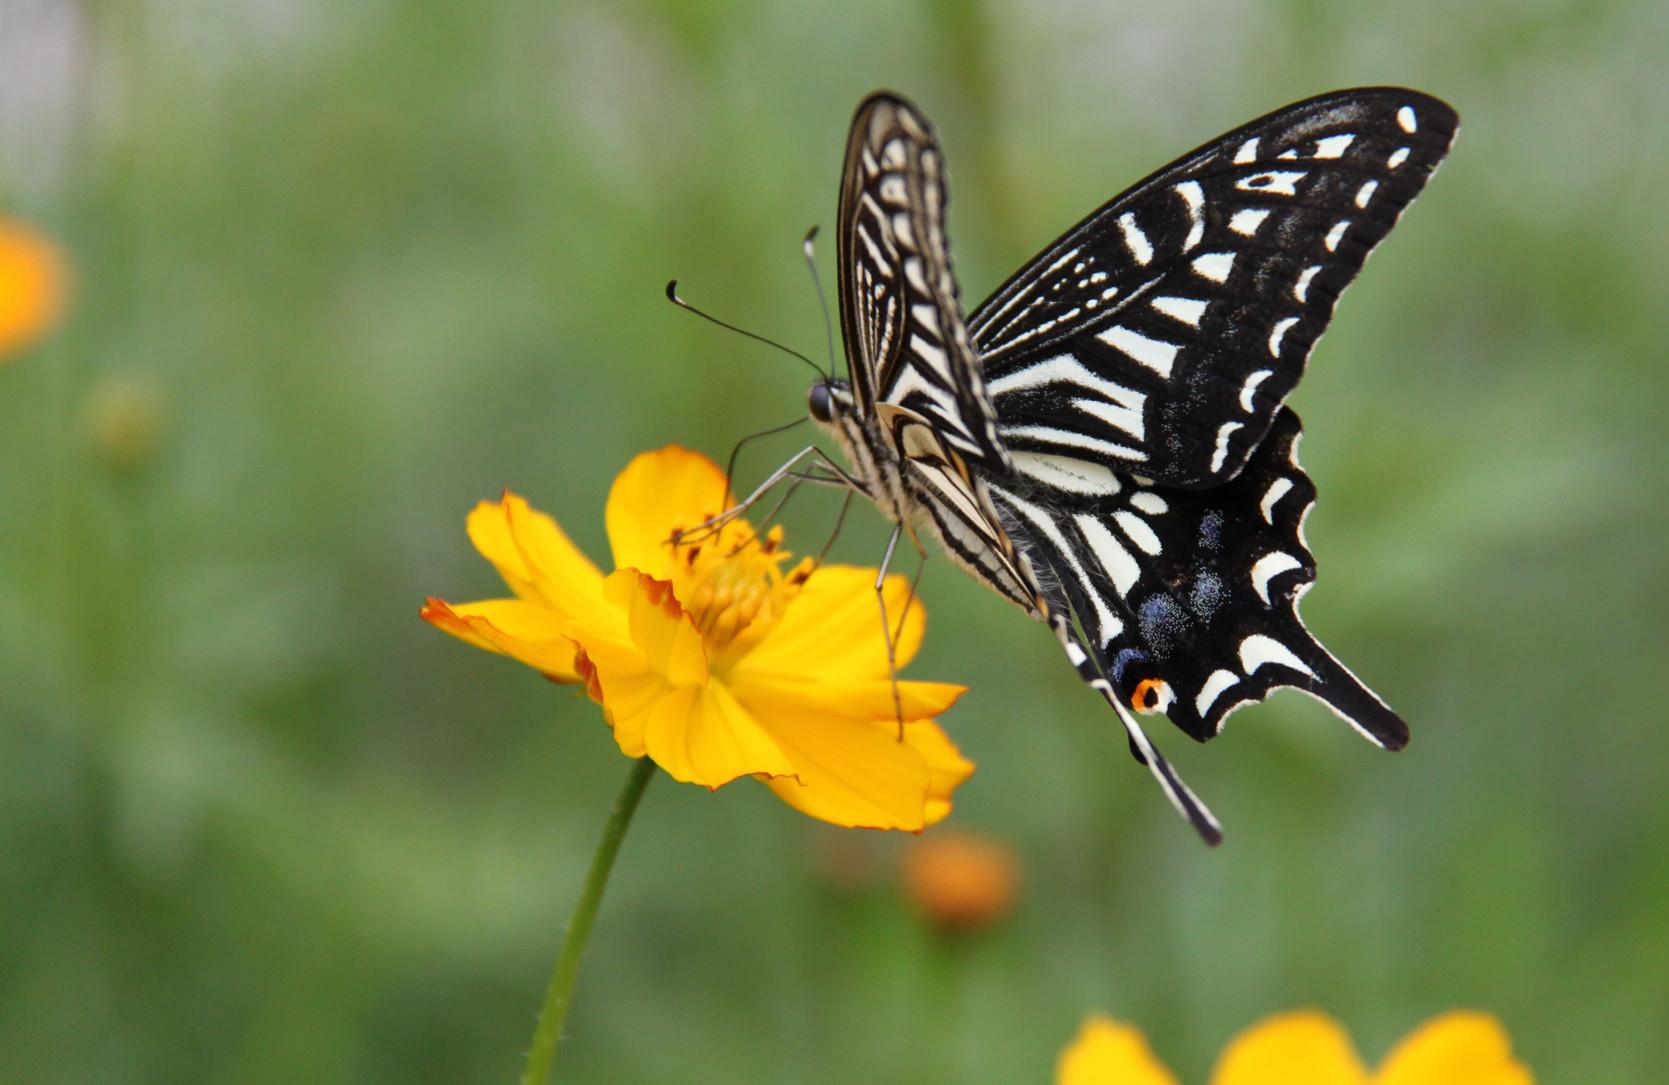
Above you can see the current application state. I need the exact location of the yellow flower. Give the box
[0,218,67,360]
[422,445,973,830]
[1057,1010,1534,1085]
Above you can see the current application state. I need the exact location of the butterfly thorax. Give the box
[811,376,1050,622]
[808,376,910,524]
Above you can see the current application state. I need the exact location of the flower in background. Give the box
[423,445,973,830]
[0,217,67,360]
[1056,1010,1533,1085]
[901,828,1019,933]
[82,371,169,471]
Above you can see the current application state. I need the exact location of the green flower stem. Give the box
[521,756,657,1085]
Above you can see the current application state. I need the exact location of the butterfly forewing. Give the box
[837,94,1012,473]
[971,88,1457,490]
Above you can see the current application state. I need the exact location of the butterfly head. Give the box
[807,378,854,427]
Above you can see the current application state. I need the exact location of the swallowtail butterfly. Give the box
[770,89,1452,842]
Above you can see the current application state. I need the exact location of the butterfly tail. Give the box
[1049,615,1224,846]
[1289,634,1411,751]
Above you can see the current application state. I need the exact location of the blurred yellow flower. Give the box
[902,828,1020,933]
[1057,1010,1533,1085]
[423,445,973,830]
[0,218,67,360]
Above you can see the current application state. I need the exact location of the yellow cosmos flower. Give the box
[1057,1010,1534,1085]
[423,445,973,831]
[0,218,67,360]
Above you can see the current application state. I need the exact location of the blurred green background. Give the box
[3,0,1666,1080]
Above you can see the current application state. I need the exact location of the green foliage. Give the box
[2,0,1665,1080]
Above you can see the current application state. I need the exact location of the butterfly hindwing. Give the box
[837,93,1012,472]
[971,88,1457,489]
[989,409,1407,748]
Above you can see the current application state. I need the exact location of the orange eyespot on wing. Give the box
[1131,678,1168,714]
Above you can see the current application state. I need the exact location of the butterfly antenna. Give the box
[666,281,825,381]
[802,225,837,380]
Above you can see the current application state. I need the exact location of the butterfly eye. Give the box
[1131,678,1170,714]
[808,382,836,423]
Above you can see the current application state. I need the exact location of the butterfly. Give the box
[722,89,1455,843]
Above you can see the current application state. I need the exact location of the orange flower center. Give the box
[676,525,812,657]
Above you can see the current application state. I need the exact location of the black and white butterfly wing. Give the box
[986,408,1407,753]
[972,88,1457,489]
[836,93,1011,473]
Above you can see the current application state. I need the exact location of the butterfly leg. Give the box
[871,525,931,741]
[807,490,856,575]
[872,524,909,741]
[673,445,862,545]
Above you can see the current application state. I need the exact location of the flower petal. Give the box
[578,571,796,785]
[1056,1016,1182,1085]
[910,720,977,827]
[728,674,966,726]
[468,493,607,616]
[1211,1011,1370,1085]
[421,597,582,682]
[1374,1013,1533,1085]
[760,714,972,831]
[605,446,737,582]
[729,564,929,685]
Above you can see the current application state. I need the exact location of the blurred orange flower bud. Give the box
[902,829,1020,932]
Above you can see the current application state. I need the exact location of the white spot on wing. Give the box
[1387,147,1411,169]
[1324,220,1350,252]
[1113,511,1161,555]
[1150,295,1208,326]
[891,212,915,249]
[903,256,929,295]
[1117,213,1153,265]
[1074,395,1146,442]
[1013,452,1124,496]
[1237,171,1305,196]
[1239,368,1273,412]
[1174,181,1205,251]
[1355,180,1379,208]
[987,354,1146,430]
[1260,477,1294,523]
[1268,316,1299,358]
[910,333,947,368]
[1195,669,1240,718]
[1228,208,1270,237]
[1233,137,1259,164]
[1077,514,1141,596]
[1312,134,1355,159]
[1129,490,1167,515]
[1239,634,1316,678]
[1250,552,1304,604]
[1191,252,1235,283]
[1294,265,1320,303]
[1209,421,1242,473]
[1003,424,1145,463]
[1397,105,1417,133]
[1097,325,1179,378]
